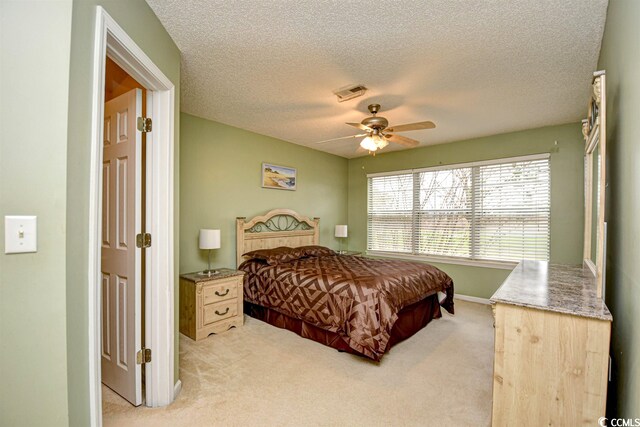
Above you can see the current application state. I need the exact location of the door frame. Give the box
[88,6,177,424]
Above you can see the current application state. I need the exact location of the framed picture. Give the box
[261,163,297,191]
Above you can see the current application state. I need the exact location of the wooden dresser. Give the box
[490,261,612,426]
[179,269,245,341]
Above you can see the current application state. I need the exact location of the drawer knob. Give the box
[215,307,230,316]
[215,289,230,297]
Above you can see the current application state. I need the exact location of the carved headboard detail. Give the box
[236,209,320,267]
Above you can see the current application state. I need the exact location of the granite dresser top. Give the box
[490,260,612,321]
[180,268,244,283]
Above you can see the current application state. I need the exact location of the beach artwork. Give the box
[262,163,297,190]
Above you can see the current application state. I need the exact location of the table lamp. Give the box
[335,225,348,254]
[199,229,221,276]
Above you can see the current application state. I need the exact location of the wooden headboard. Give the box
[236,209,319,267]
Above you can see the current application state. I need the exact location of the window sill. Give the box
[365,251,518,270]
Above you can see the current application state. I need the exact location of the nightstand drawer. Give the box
[203,279,238,305]
[203,300,238,325]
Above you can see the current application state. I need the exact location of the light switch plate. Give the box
[4,215,37,254]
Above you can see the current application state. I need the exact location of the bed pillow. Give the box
[300,245,336,258]
[243,246,306,265]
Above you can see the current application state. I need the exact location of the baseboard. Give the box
[455,294,491,305]
[174,379,182,399]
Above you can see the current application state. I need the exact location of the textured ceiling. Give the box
[146,0,608,158]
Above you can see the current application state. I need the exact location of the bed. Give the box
[236,209,454,361]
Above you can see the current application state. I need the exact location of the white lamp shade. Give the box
[360,136,378,152]
[199,229,221,249]
[335,225,348,238]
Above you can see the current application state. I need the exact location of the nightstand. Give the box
[336,250,362,256]
[179,269,244,341]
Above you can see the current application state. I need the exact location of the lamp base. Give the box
[199,269,219,276]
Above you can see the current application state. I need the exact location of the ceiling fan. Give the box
[315,104,436,155]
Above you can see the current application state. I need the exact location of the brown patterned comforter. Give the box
[240,255,454,360]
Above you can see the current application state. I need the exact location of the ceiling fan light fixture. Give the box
[315,103,434,154]
[360,136,378,152]
[374,134,389,149]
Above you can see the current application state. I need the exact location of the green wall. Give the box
[181,117,584,300]
[65,1,180,425]
[348,123,585,298]
[598,0,640,417]
[0,2,73,425]
[180,113,349,273]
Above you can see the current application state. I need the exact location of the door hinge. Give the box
[137,117,152,133]
[136,348,151,365]
[136,233,151,248]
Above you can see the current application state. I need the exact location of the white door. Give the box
[101,89,143,406]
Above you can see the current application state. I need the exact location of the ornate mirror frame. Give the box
[582,70,607,298]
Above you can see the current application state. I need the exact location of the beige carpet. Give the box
[103,300,494,427]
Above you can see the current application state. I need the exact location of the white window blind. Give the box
[367,155,550,263]
[367,173,413,253]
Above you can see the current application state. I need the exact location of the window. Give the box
[367,154,550,264]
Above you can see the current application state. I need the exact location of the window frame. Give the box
[366,153,551,269]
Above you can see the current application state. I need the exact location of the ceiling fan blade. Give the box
[313,133,367,144]
[385,133,420,147]
[346,122,372,132]
[385,121,436,133]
